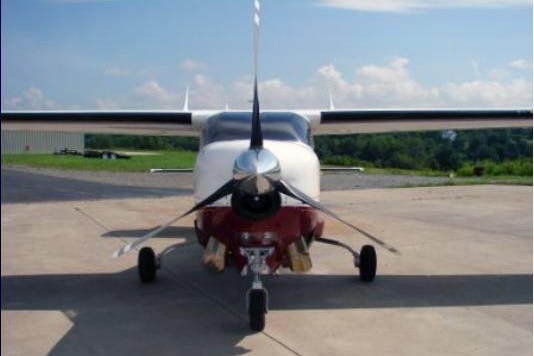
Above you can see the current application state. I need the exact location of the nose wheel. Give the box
[241,247,274,332]
[248,288,267,331]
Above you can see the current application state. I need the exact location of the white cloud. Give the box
[234,58,531,109]
[11,59,525,110]
[140,58,530,110]
[224,58,438,109]
[316,0,531,13]
[232,75,318,109]
[133,80,192,109]
[317,64,363,102]
[353,58,440,106]
[257,78,318,108]
[357,57,410,83]
[191,74,226,109]
[441,79,532,107]
[3,87,56,110]
[135,80,173,102]
[180,59,206,71]
[509,59,531,70]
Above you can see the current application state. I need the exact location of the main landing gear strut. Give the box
[315,237,377,282]
[240,247,274,332]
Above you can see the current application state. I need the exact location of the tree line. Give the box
[314,128,532,171]
[86,128,532,174]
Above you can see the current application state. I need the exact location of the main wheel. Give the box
[248,289,267,332]
[138,247,157,283]
[359,245,377,282]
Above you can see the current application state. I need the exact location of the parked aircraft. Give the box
[1,0,532,331]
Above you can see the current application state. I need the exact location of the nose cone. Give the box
[233,148,281,194]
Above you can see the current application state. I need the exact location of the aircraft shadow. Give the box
[174,265,533,311]
[4,271,530,313]
[266,273,533,310]
[162,247,533,310]
[2,238,532,355]
[2,265,531,355]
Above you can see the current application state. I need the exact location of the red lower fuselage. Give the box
[193,114,323,273]
[195,206,324,272]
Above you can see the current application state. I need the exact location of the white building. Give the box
[1,131,84,154]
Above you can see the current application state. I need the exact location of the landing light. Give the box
[263,232,275,241]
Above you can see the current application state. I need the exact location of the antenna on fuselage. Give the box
[250,0,263,149]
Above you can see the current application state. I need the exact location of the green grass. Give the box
[321,162,533,187]
[362,167,450,177]
[394,175,532,188]
[3,151,532,187]
[1,151,197,172]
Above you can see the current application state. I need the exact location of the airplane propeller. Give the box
[112,153,398,258]
[112,0,397,259]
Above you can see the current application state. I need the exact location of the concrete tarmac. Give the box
[1,173,532,355]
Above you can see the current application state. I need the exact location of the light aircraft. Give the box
[1,0,532,331]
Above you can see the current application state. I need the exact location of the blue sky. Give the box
[1,0,532,110]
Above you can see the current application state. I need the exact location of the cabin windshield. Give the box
[202,112,311,146]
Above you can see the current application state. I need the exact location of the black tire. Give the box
[138,247,157,283]
[248,289,267,332]
[359,245,377,282]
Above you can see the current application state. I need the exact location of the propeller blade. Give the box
[276,179,400,255]
[180,178,240,217]
[250,0,263,149]
[112,179,240,258]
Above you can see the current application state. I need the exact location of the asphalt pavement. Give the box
[1,169,532,356]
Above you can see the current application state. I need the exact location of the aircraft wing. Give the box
[0,110,218,136]
[305,109,533,135]
[1,109,532,137]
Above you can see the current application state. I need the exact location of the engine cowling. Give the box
[231,189,281,221]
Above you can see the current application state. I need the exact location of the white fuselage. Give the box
[194,139,320,205]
